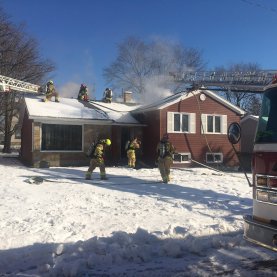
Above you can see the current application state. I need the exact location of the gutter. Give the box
[29,116,114,125]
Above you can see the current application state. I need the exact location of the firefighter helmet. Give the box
[105,139,111,146]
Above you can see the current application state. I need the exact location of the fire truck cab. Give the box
[228,82,277,251]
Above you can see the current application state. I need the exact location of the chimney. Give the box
[123,91,132,103]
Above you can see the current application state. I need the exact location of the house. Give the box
[131,89,246,168]
[20,89,246,168]
[20,96,143,167]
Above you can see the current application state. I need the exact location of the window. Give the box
[206,153,223,163]
[173,153,191,163]
[41,124,82,151]
[255,89,277,143]
[201,114,227,134]
[14,125,21,139]
[167,112,195,133]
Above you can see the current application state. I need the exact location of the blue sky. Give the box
[1,0,277,99]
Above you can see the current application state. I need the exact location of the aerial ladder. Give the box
[0,75,41,153]
[0,74,41,93]
[171,70,277,92]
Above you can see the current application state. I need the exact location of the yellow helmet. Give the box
[105,139,111,146]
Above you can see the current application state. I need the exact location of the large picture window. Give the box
[41,124,82,151]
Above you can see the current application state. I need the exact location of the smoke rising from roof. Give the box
[140,75,173,104]
[58,82,82,99]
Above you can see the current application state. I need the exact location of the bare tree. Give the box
[244,94,263,115]
[214,63,262,114]
[0,8,55,153]
[103,36,205,98]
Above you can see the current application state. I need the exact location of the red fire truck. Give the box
[228,79,277,251]
[175,70,277,251]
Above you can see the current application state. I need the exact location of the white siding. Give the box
[201,114,207,134]
[167,112,174,133]
[189,113,196,133]
[221,115,227,134]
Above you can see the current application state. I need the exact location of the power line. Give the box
[240,0,277,14]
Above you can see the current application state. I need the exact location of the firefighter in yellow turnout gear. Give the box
[103,88,113,103]
[77,84,89,101]
[85,139,111,180]
[43,80,59,102]
[126,137,141,168]
[156,134,176,183]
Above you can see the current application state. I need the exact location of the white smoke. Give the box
[57,82,81,99]
[140,75,173,104]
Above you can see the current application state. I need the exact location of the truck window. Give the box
[256,89,277,143]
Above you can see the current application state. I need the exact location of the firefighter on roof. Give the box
[156,133,176,183]
[42,80,59,102]
[126,137,141,168]
[103,88,113,103]
[85,138,111,180]
[77,84,89,101]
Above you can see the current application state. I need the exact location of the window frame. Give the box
[201,114,227,134]
[206,152,223,164]
[167,112,196,134]
[14,124,21,139]
[173,152,191,164]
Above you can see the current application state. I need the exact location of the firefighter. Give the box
[77,84,89,101]
[42,80,59,102]
[85,138,111,180]
[156,133,176,183]
[126,137,141,168]
[103,88,113,103]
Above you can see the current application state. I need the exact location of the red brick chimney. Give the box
[123,91,132,103]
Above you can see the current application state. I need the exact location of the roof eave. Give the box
[29,116,113,125]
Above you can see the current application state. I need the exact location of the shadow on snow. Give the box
[0,229,276,276]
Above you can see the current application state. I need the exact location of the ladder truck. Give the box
[174,70,277,251]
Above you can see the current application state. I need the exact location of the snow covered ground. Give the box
[0,155,276,276]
